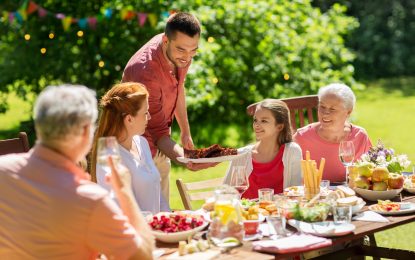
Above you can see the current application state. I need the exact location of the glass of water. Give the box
[333,205,352,224]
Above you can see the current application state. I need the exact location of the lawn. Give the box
[1,78,415,252]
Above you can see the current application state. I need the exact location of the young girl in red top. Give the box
[224,99,302,199]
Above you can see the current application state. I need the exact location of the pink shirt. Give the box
[0,145,142,259]
[293,123,372,183]
[122,33,190,156]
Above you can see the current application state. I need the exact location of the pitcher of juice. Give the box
[208,185,244,245]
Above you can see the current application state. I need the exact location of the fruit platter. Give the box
[349,163,404,201]
[149,212,208,243]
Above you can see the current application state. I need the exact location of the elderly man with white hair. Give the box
[0,85,154,259]
[293,83,372,183]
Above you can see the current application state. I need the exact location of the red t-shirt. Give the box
[242,144,285,199]
[122,33,190,156]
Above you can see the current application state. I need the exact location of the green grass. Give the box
[1,77,415,252]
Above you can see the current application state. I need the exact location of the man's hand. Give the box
[186,161,219,171]
[181,133,194,150]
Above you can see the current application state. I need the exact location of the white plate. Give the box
[354,187,403,201]
[368,202,415,215]
[283,186,304,197]
[351,200,366,214]
[288,219,355,237]
[177,151,246,163]
[152,221,209,243]
[404,187,415,193]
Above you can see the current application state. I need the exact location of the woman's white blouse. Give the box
[96,135,170,214]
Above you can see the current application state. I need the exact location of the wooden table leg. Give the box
[367,234,380,260]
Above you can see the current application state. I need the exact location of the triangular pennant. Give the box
[26,1,38,15]
[38,7,47,18]
[147,13,157,27]
[78,18,87,29]
[162,11,170,19]
[96,14,103,23]
[120,9,128,20]
[17,9,27,21]
[87,17,97,29]
[125,10,135,20]
[137,12,147,27]
[14,12,23,23]
[103,8,112,19]
[21,0,29,10]
[56,13,65,20]
[8,12,15,23]
[62,16,72,31]
[2,11,9,23]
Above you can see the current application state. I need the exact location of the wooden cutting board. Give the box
[165,249,221,260]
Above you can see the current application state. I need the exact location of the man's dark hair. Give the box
[165,12,201,39]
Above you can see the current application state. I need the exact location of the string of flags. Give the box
[2,0,175,31]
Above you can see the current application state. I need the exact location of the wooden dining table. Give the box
[158,192,415,259]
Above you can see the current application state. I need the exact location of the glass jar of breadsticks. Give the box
[301,151,326,200]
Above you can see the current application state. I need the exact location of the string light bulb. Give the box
[24,34,31,40]
[207,37,214,43]
[40,48,47,54]
[98,60,105,67]
[77,30,84,37]
[49,33,55,39]
[284,73,290,80]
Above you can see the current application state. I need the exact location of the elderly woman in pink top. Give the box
[293,83,372,183]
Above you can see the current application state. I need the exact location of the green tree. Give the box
[1,0,359,145]
[314,0,415,79]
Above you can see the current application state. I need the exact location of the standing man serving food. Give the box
[122,12,214,203]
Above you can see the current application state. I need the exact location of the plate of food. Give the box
[368,201,415,215]
[288,219,355,237]
[284,186,304,197]
[149,212,208,243]
[177,144,246,163]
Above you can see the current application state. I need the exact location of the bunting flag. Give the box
[1,1,173,31]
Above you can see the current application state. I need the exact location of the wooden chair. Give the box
[176,177,224,210]
[0,132,30,156]
[247,95,319,131]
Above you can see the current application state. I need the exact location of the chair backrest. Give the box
[247,95,319,131]
[279,95,318,131]
[176,177,224,210]
[0,132,30,156]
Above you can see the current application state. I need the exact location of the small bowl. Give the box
[243,220,261,235]
[354,187,403,201]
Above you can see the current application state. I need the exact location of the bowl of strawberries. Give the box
[149,212,208,243]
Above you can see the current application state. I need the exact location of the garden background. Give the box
[1,0,414,253]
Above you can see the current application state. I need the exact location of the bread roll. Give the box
[259,200,273,209]
[336,190,345,198]
[337,196,358,206]
[337,186,356,197]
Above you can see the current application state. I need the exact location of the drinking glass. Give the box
[320,180,330,195]
[229,166,249,199]
[339,141,355,184]
[96,136,122,178]
[333,205,352,224]
[258,188,274,202]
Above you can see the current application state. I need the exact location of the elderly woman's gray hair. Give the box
[318,83,356,110]
[33,84,98,141]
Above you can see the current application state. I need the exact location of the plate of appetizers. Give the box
[368,201,415,215]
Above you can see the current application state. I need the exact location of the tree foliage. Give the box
[1,0,359,145]
[314,0,415,79]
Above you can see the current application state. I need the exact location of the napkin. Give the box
[352,211,389,223]
[252,234,332,254]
